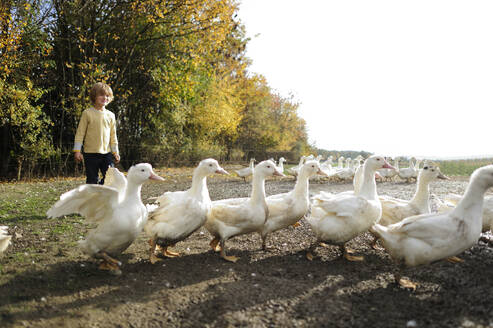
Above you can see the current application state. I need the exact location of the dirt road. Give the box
[1,168,492,327]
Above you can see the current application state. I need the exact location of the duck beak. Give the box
[273,169,286,177]
[437,172,450,180]
[317,169,328,176]
[216,168,229,175]
[149,172,165,181]
[375,172,383,179]
[382,160,395,170]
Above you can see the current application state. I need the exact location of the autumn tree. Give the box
[0,1,54,179]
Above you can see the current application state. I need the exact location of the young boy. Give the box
[73,82,120,184]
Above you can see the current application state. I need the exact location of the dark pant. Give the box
[83,153,114,184]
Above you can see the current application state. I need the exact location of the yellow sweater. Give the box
[73,107,119,154]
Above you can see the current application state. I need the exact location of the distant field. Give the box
[436,158,493,176]
[287,157,493,177]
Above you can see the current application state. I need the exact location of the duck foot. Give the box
[220,250,239,263]
[398,278,417,291]
[369,236,384,250]
[446,256,464,263]
[319,242,329,248]
[96,251,122,267]
[210,238,221,252]
[221,254,239,263]
[340,245,363,261]
[163,247,180,258]
[344,253,364,261]
[306,251,314,261]
[344,247,355,254]
[98,261,122,275]
[291,222,301,228]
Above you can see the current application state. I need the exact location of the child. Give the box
[73,82,120,184]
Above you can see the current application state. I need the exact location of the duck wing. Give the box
[47,185,119,222]
[104,167,127,194]
[389,212,460,245]
[0,226,11,254]
[266,194,293,218]
[314,194,370,218]
[209,198,253,225]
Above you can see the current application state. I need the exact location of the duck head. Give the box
[421,165,449,180]
[198,158,229,175]
[127,163,164,184]
[364,155,395,171]
[255,160,285,178]
[302,160,327,177]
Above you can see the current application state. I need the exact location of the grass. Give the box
[0,180,80,224]
[436,158,493,176]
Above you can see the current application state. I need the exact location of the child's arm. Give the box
[110,114,120,163]
[73,111,89,162]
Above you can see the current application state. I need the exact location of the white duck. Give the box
[205,160,285,262]
[46,163,164,273]
[398,157,417,182]
[0,226,11,255]
[306,155,394,261]
[320,156,334,173]
[377,158,398,182]
[336,156,345,169]
[288,156,306,177]
[235,158,255,182]
[259,161,327,249]
[379,164,449,226]
[435,193,493,241]
[276,157,286,175]
[145,159,228,264]
[372,164,493,290]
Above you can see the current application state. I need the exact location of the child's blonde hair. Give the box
[89,82,114,105]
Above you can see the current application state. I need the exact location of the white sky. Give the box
[238,0,493,159]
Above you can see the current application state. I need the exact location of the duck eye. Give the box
[141,169,145,172]
[423,166,428,170]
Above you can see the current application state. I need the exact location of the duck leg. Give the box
[209,238,221,252]
[219,239,239,263]
[306,241,319,261]
[148,238,161,264]
[261,233,268,251]
[341,244,364,261]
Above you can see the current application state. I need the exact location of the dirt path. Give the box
[1,168,492,328]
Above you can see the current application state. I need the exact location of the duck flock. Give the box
[1,155,492,291]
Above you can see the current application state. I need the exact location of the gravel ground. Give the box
[0,166,492,328]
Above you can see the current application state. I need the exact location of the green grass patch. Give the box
[0,180,79,224]
[436,158,493,176]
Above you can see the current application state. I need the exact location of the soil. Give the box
[1,166,492,328]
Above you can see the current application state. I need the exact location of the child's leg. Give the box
[98,153,114,185]
[84,153,99,184]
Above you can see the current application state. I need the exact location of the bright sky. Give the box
[238,0,493,159]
